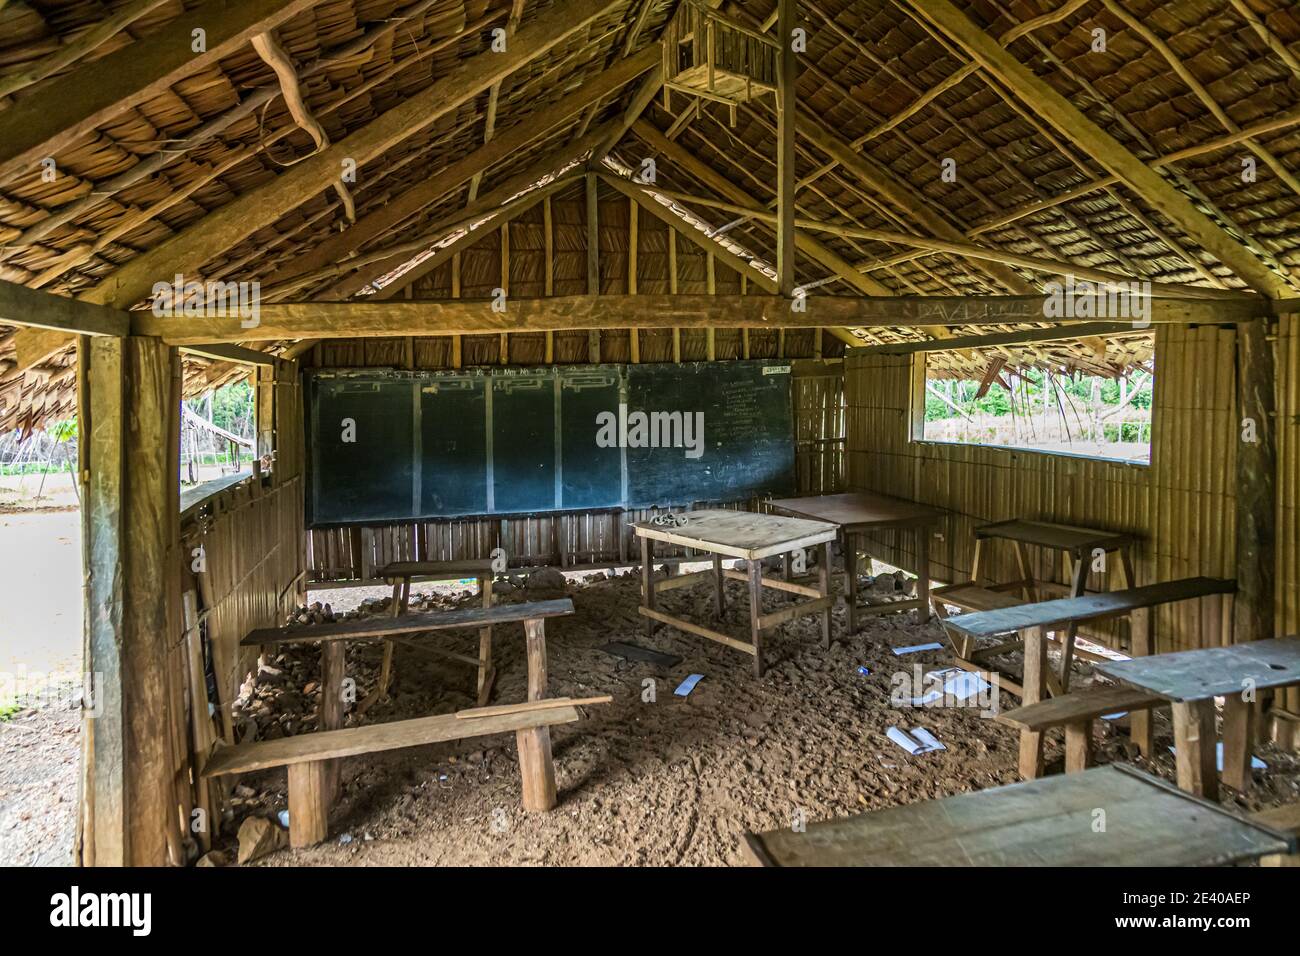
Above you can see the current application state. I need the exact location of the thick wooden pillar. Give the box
[78,335,181,866]
[1235,316,1276,646]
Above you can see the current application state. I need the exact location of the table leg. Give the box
[749,559,764,678]
[641,536,656,638]
[1018,626,1046,780]
[1058,622,1078,692]
[1068,548,1089,598]
[782,552,792,582]
[915,526,931,624]
[970,537,984,585]
[1172,699,1218,799]
[845,531,859,634]
[713,553,725,620]
[1064,720,1091,773]
[1128,607,1155,756]
[818,541,832,649]
[477,572,494,706]
[1222,693,1255,791]
[1013,542,1034,602]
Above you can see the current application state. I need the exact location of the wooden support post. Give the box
[1235,317,1277,647]
[629,197,639,369]
[1017,627,1046,780]
[586,173,600,294]
[320,639,345,800]
[915,526,931,624]
[749,559,765,678]
[775,0,797,296]
[1172,698,1219,799]
[78,336,180,866]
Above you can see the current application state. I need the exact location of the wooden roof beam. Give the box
[468,0,529,202]
[901,0,1293,300]
[0,279,128,338]
[132,294,1267,345]
[775,0,797,296]
[0,0,322,183]
[258,44,661,292]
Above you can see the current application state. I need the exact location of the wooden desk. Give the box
[974,518,1135,603]
[1096,635,1300,798]
[378,559,494,706]
[768,491,943,632]
[743,764,1295,867]
[633,509,837,677]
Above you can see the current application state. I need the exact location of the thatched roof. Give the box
[1,0,1297,431]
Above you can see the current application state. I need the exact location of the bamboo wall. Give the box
[846,323,1247,655]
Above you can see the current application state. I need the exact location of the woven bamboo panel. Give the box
[845,324,1242,654]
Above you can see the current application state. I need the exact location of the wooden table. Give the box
[974,518,1136,603]
[768,491,943,632]
[633,509,837,677]
[743,764,1295,867]
[1096,635,1300,799]
[378,559,494,707]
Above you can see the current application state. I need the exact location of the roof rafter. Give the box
[901,0,1294,300]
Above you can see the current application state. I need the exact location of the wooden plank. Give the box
[456,696,611,719]
[204,706,581,776]
[975,518,1132,553]
[82,0,623,313]
[723,567,821,598]
[997,686,1164,732]
[379,559,494,577]
[758,594,832,630]
[775,0,797,295]
[743,765,1292,866]
[944,577,1237,639]
[135,294,1261,344]
[179,343,275,367]
[1096,635,1300,702]
[0,0,320,183]
[633,509,837,560]
[241,598,575,647]
[637,605,756,655]
[852,322,1139,355]
[769,490,943,531]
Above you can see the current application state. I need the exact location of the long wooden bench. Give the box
[203,701,587,848]
[943,576,1235,779]
[997,684,1165,778]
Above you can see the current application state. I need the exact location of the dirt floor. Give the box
[207,566,1300,868]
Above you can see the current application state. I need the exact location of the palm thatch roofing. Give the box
[1,0,1297,432]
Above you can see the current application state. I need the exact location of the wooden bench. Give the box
[943,577,1235,779]
[375,559,495,709]
[244,598,573,715]
[203,701,588,847]
[997,684,1164,779]
[930,582,1027,660]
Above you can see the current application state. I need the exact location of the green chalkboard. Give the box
[306,362,794,526]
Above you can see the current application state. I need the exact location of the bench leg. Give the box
[320,641,345,800]
[1172,699,1218,800]
[477,572,494,707]
[1018,627,1046,780]
[288,761,330,848]
[516,726,557,811]
[1128,607,1155,756]
[1064,720,1091,773]
[1221,694,1255,791]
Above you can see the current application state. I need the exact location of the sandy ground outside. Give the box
[0,508,84,866]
